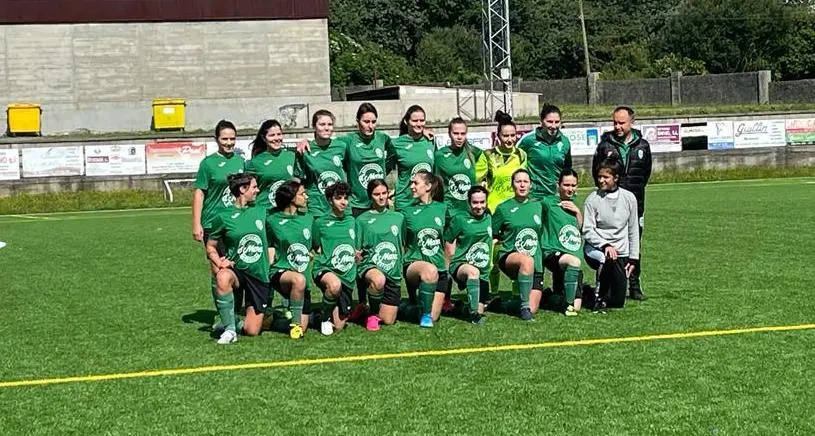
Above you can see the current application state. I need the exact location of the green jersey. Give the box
[445,211,493,280]
[387,134,435,211]
[518,128,573,199]
[312,213,357,288]
[492,197,543,272]
[300,139,348,217]
[540,195,583,258]
[245,149,301,211]
[401,201,447,270]
[194,152,245,231]
[266,211,314,275]
[342,131,391,209]
[434,145,484,217]
[208,205,269,282]
[356,209,404,281]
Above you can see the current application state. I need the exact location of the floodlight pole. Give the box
[579,0,591,77]
[481,0,513,119]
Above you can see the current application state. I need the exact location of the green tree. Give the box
[415,26,482,84]
[330,31,419,86]
[329,0,429,58]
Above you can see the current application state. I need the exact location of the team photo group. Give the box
[192,102,652,344]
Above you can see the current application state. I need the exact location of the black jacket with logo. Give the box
[591,129,652,218]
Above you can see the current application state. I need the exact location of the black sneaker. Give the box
[470,312,486,326]
[628,290,647,301]
[519,308,534,322]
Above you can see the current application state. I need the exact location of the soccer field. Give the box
[1,177,814,435]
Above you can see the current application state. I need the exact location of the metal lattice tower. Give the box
[481,0,513,118]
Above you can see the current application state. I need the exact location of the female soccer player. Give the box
[401,170,447,327]
[582,158,639,309]
[300,110,348,217]
[245,119,302,211]
[517,104,573,200]
[356,179,405,331]
[434,117,488,218]
[387,105,436,211]
[541,169,584,316]
[266,180,314,339]
[491,169,542,321]
[445,185,493,325]
[206,173,269,344]
[312,182,357,336]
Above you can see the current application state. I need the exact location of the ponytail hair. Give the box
[399,105,425,136]
[414,170,443,202]
[273,180,303,212]
[495,110,516,131]
[540,103,561,120]
[250,119,282,158]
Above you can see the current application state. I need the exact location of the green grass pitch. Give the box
[0,177,813,435]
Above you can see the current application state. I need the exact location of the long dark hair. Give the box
[399,105,425,136]
[366,178,388,199]
[273,180,303,212]
[597,158,623,186]
[227,173,255,198]
[324,181,351,202]
[215,120,236,138]
[414,170,443,202]
[250,119,282,158]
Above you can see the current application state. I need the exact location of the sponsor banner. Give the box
[640,124,681,153]
[785,118,815,145]
[0,149,21,180]
[435,131,492,150]
[145,141,207,174]
[680,123,707,138]
[707,121,735,150]
[84,144,146,176]
[21,146,84,177]
[503,127,599,156]
[733,120,786,149]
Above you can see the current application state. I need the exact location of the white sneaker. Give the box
[217,329,238,344]
[320,320,334,336]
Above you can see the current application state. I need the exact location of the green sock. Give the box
[564,266,581,305]
[419,282,435,316]
[489,265,501,294]
[289,298,304,326]
[466,279,480,314]
[518,274,533,310]
[215,291,236,332]
[368,292,382,316]
[321,294,337,323]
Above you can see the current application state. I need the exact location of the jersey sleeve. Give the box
[354,215,363,251]
[207,212,224,240]
[475,150,489,185]
[385,137,397,174]
[194,160,210,190]
[562,136,573,170]
[265,216,278,248]
[444,214,460,243]
[491,203,505,241]
[311,218,322,252]
[244,157,256,174]
[517,131,534,152]
[292,153,305,180]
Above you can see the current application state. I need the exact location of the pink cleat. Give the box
[366,315,381,331]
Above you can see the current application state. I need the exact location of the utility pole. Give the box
[578,0,591,77]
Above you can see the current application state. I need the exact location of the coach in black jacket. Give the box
[591,106,652,300]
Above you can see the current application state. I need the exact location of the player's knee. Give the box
[292,274,306,292]
[465,267,479,281]
[520,257,534,275]
[215,270,233,294]
[562,254,581,268]
[420,268,438,285]
[243,323,261,337]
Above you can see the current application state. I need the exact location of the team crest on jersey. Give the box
[349,228,356,239]
[411,163,432,175]
[255,220,263,231]
[463,159,472,169]
[417,228,441,257]
[434,217,442,227]
[638,149,644,159]
[286,165,294,176]
[331,244,356,272]
[358,163,384,188]
[303,228,311,240]
[465,242,490,269]
[390,225,399,236]
[332,156,342,167]
[318,171,341,193]
[269,180,285,207]
[287,243,311,272]
[487,226,493,238]
[515,228,539,256]
[558,225,582,252]
[449,174,472,201]
[375,148,384,158]
[426,149,434,159]
[533,214,541,225]
[237,234,263,264]
[373,241,398,271]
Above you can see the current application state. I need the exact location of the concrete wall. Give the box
[599,77,672,106]
[0,19,331,134]
[770,78,815,104]
[681,72,759,105]
[520,77,587,105]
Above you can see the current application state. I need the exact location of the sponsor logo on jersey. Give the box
[331,244,356,272]
[279,219,289,226]
[558,224,582,252]
[231,212,240,219]
[373,241,398,271]
[318,171,341,193]
[413,209,422,215]
[411,162,432,175]
[449,174,471,201]
[358,163,384,189]
[510,206,519,213]
[218,162,226,167]
[237,234,263,264]
[286,243,310,272]
[417,228,441,257]
[405,143,413,150]
[514,228,539,256]
[434,217,442,226]
[268,180,285,207]
[255,220,263,231]
[264,159,273,166]
[221,187,235,207]
[326,220,335,227]
[465,242,490,269]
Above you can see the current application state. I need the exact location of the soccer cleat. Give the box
[289,324,304,340]
[211,314,222,331]
[565,305,579,317]
[348,303,368,323]
[320,320,334,336]
[519,308,534,322]
[628,290,647,301]
[419,314,434,328]
[470,312,486,326]
[366,315,381,331]
[216,329,238,345]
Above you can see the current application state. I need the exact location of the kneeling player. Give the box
[445,185,493,325]
[541,169,584,316]
[312,182,357,336]
[206,173,270,344]
[267,180,314,339]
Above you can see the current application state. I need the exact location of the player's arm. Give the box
[192,164,209,242]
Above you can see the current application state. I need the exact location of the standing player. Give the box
[445,185,493,325]
[491,169,542,321]
[517,104,572,200]
[205,173,269,344]
[582,158,639,309]
[592,106,652,301]
[541,169,584,316]
[387,105,436,211]
[245,119,302,211]
[356,179,405,331]
[312,182,357,336]
[401,171,447,327]
[300,110,348,217]
[266,180,314,339]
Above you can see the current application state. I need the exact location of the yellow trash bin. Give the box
[151,98,186,131]
[7,104,42,136]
